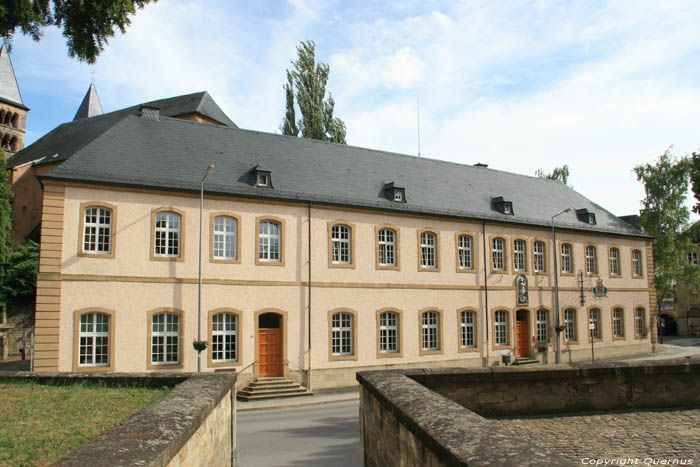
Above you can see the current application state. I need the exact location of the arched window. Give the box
[82,205,113,255]
[9,136,16,151]
[213,215,238,260]
[78,312,110,367]
[513,239,526,271]
[154,211,181,258]
[379,311,399,354]
[11,113,18,128]
[613,307,624,337]
[421,310,440,351]
[457,234,473,270]
[536,309,549,343]
[635,307,645,337]
[589,308,600,339]
[460,310,476,348]
[1,134,9,150]
[258,219,282,262]
[331,312,353,356]
[492,238,505,271]
[632,250,642,277]
[609,247,620,276]
[211,312,238,362]
[561,243,572,273]
[494,310,508,345]
[533,240,546,272]
[420,231,437,269]
[586,246,597,274]
[564,308,576,341]
[377,228,396,267]
[331,224,351,264]
[151,311,180,365]
[2,112,9,126]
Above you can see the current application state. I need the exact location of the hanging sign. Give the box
[516,275,529,305]
[593,279,607,298]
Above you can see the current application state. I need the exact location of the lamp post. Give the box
[552,207,572,364]
[198,164,214,373]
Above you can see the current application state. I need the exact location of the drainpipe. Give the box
[307,202,312,390]
[482,222,489,365]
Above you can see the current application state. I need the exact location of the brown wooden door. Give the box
[516,321,529,358]
[259,329,282,377]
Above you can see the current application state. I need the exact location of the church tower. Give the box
[73,82,104,121]
[0,44,29,158]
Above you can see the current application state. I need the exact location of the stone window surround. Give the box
[584,244,598,276]
[511,237,528,274]
[535,307,551,344]
[559,241,575,276]
[457,307,480,353]
[327,220,356,269]
[531,238,548,274]
[72,307,116,372]
[455,232,476,273]
[375,225,400,270]
[634,305,647,339]
[255,216,286,266]
[209,212,241,264]
[563,307,578,344]
[587,306,603,342]
[491,307,513,350]
[147,307,184,370]
[611,305,626,340]
[150,207,186,262]
[631,249,644,278]
[490,235,508,274]
[78,201,117,259]
[207,308,242,368]
[608,246,622,278]
[417,228,440,272]
[418,308,444,356]
[376,308,403,358]
[328,308,358,361]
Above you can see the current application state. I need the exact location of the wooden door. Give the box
[259,329,282,377]
[516,321,529,358]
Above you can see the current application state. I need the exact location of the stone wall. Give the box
[0,296,34,359]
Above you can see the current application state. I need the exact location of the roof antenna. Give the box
[417,99,421,157]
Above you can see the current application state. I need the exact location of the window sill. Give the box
[457,346,480,353]
[211,258,241,265]
[256,259,285,267]
[377,351,403,359]
[329,263,355,269]
[377,264,400,271]
[418,266,441,273]
[418,348,443,356]
[329,354,358,362]
[78,251,116,259]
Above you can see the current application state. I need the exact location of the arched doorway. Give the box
[516,309,530,358]
[258,312,283,377]
[659,314,677,336]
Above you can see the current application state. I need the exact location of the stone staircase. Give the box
[513,356,539,366]
[236,377,313,401]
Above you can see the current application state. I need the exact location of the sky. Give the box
[7,0,700,219]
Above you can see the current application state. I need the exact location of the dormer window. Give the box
[383,182,406,203]
[576,208,596,225]
[491,196,514,215]
[250,165,273,188]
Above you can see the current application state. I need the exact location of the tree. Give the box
[691,152,700,215]
[633,150,697,299]
[0,150,13,308]
[1,0,156,64]
[0,240,39,302]
[535,165,570,185]
[281,40,346,144]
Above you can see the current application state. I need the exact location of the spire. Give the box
[0,43,24,107]
[73,83,104,121]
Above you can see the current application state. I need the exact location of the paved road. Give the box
[236,400,360,467]
[619,336,700,362]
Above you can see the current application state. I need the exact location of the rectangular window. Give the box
[632,250,642,276]
[331,224,351,264]
[561,243,572,273]
[420,232,437,268]
[460,311,475,348]
[213,216,237,260]
[536,309,548,343]
[332,312,353,356]
[83,207,112,254]
[533,241,545,272]
[613,308,623,337]
[154,212,180,257]
[564,308,576,341]
[79,312,110,366]
[635,307,645,337]
[458,235,472,269]
[259,220,281,262]
[492,238,505,271]
[379,312,398,353]
[151,312,179,364]
[609,248,620,275]
[586,246,597,274]
[378,228,396,267]
[589,308,600,339]
[422,311,439,350]
[212,312,237,361]
[513,240,526,271]
[495,310,508,345]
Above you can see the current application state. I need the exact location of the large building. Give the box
[7,92,656,389]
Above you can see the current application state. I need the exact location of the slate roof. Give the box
[139,91,237,127]
[0,44,27,110]
[74,83,104,121]
[9,99,649,238]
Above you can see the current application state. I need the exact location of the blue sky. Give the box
[7,0,700,218]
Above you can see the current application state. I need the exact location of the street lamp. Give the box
[198,164,215,373]
[552,207,572,364]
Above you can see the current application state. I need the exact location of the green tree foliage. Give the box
[634,151,697,299]
[281,40,346,144]
[0,0,156,64]
[1,240,39,301]
[0,152,12,266]
[691,152,700,215]
[535,165,570,185]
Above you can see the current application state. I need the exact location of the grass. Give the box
[0,381,169,466]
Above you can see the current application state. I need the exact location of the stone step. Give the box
[237,377,313,401]
[248,382,299,390]
[513,357,539,365]
[238,387,311,397]
[236,390,313,401]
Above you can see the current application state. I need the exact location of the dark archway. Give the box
[659,313,677,336]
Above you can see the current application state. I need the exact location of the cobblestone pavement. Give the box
[494,409,700,465]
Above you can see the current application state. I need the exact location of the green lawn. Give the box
[0,381,169,466]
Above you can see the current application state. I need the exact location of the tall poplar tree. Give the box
[691,151,700,215]
[535,165,570,185]
[281,40,346,144]
[0,151,13,307]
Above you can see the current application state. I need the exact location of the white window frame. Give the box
[79,312,110,367]
[379,311,398,354]
[610,248,620,275]
[589,308,600,339]
[586,246,597,274]
[421,311,439,350]
[154,212,181,258]
[258,220,281,262]
[213,216,237,260]
[420,231,437,268]
[613,308,624,337]
[460,310,476,348]
[492,238,505,271]
[331,312,353,356]
[534,241,545,272]
[211,312,237,362]
[536,309,548,343]
[83,206,112,254]
[458,235,472,269]
[635,307,645,337]
[495,310,508,345]
[331,224,351,264]
[513,239,526,271]
[632,250,642,276]
[378,228,396,267]
[151,312,180,365]
[561,243,572,273]
[564,308,576,341]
